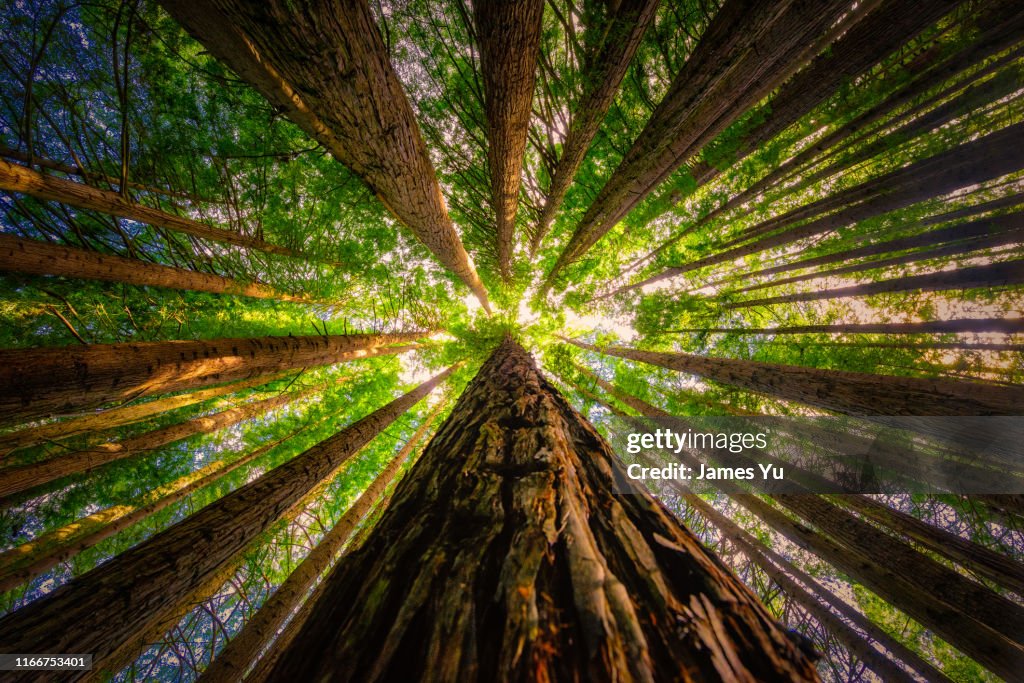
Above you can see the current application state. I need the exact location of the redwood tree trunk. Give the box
[0,233,310,301]
[266,339,819,681]
[0,366,454,682]
[654,318,1024,336]
[567,339,1024,415]
[473,0,544,281]
[0,332,424,426]
[158,0,491,311]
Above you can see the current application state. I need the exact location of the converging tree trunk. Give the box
[0,366,455,682]
[565,338,1024,415]
[265,338,819,682]
[473,0,544,281]
[0,233,311,302]
[0,332,425,426]
[652,319,1024,336]
[158,0,491,311]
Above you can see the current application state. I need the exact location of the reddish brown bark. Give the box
[473,0,544,281]
[566,338,1024,415]
[0,233,310,302]
[0,366,454,681]
[652,318,1024,336]
[0,332,425,426]
[158,0,491,311]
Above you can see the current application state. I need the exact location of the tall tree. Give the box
[157,0,491,311]
[473,0,544,281]
[650,319,1024,336]
[565,339,1024,415]
[0,366,455,681]
[266,338,818,681]
[0,332,424,426]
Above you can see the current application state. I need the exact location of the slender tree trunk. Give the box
[158,0,491,311]
[0,366,454,682]
[0,332,424,426]
[565,338,1024,415]
[473,0,544,281]
[266,339,819,681]
[737,494,1024,679]
[0,159,302,261]
[0,233,311,302]
[726,259,1024,308]
[653,318,1024,336]
[531,0,658,254]
[0,381,327,499]
[199,407,440,682]
[0,427,306,593]
[544,0,852,288]
[572,361,671,417]
[734,211,1022,285]
[0,373,291,455]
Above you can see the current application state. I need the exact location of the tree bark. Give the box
[566,338,1024,415]
[158,0,491,311]
[0,366,454,682]
[0,373,291,455]
[0,233,311,302]
[473,0,544,281]
[266,338,819,682]
[726,258,1024,308]
[0,381,326,500]
[653,318,1024,336]
[0,332,424,426]
[199,407,440,682]
[0,159,302,261]
[544,0,854,288]
[531,0,659,254]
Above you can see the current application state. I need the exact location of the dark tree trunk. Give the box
[544,0,852,288]
[158,0,491,310]
[0,367,454,682]
[566,339,1024,415]
[0,332,424,426]
[0,234,310,301]
[473,0,544,281]
[653,318,1024,336]
[531,0,659,253]
[266,339,819,681]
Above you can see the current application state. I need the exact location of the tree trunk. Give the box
[0,381,327,500]
[0,159,302,261]
[544,0,852,288]
[473,0,544,281]
[653,318,1024,336]
[158,0,491,311]
[566,338,1024,415]
[726,258,1024,308]
[737,494,1024,679]
[199,407,440,682]
[0,372,291,455]
[266,338,819,681]
[0,332,424,426]
[0,233,311,302]
[0,366,454,682]
[531,0,659,254]
[735,210,1022,286]
[0,428,304,593]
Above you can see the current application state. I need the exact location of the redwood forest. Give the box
[0,0,1022,681]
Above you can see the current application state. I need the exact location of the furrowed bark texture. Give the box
[532,0,659,252]
[0,382,324,499]
[473,0,544,281]
[0,372,291,455]
[157,0,491,311]
[0,160,299,260]
[0,234,309,301]
[200,408,440,682]
[567,339,1024,415]
[0,366,454,682]
[546,0,851,286]
[0,332,424,425]
[267,339,819,682]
